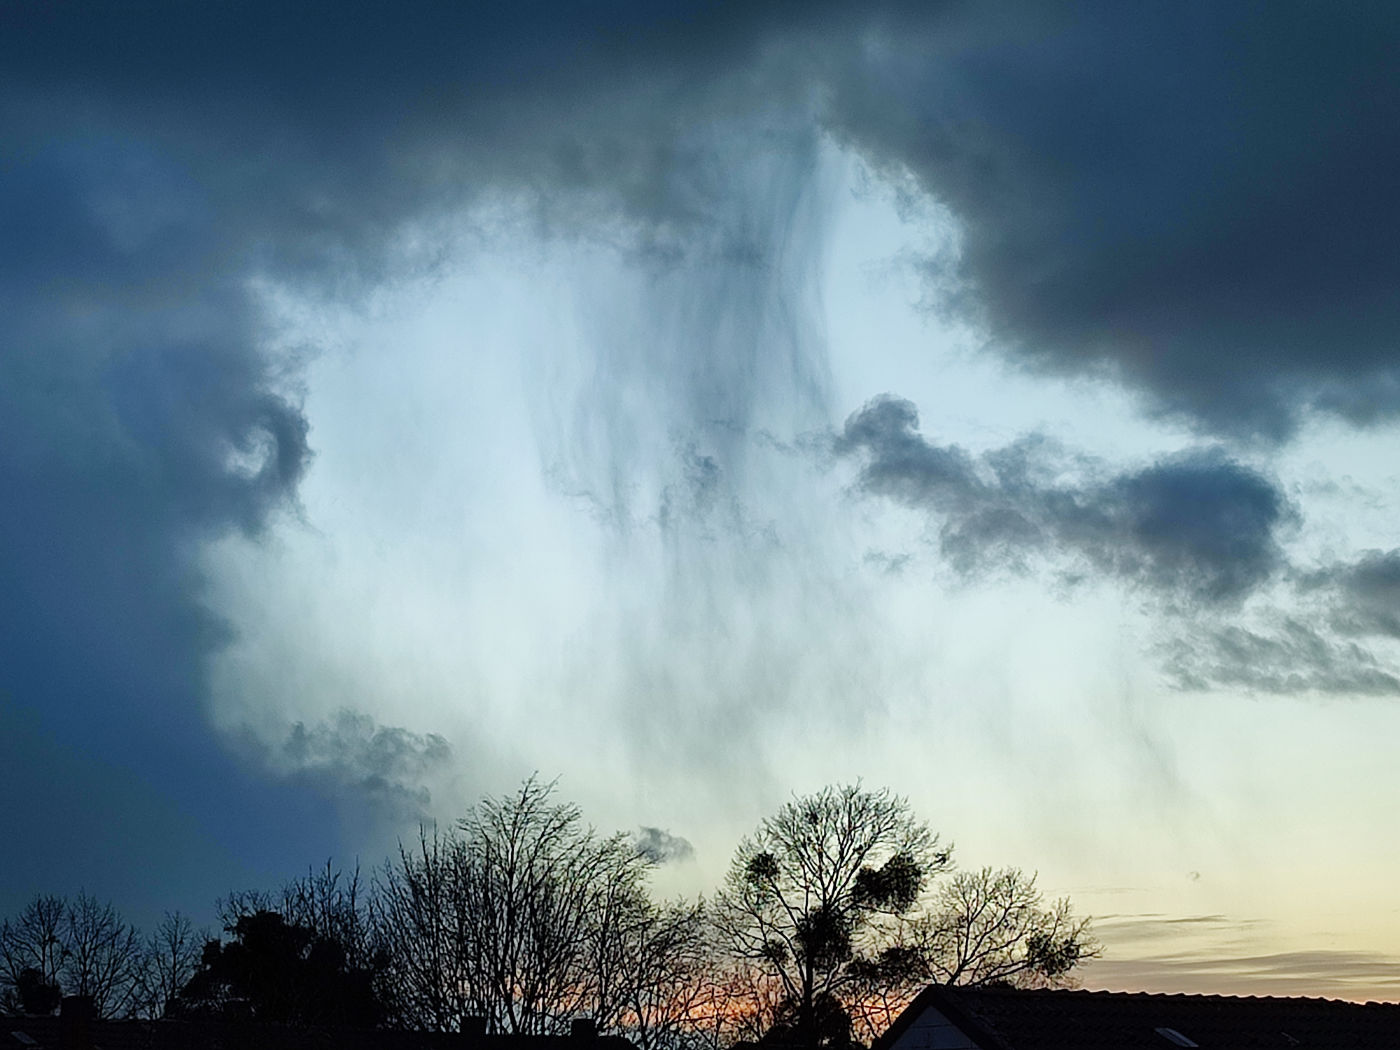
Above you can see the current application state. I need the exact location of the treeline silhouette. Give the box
[0,780,1097,1050]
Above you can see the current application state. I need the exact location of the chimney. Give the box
[571,1018,598,1041]
[60,995,95,1050]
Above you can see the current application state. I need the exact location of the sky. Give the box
[3,0,1400,1003]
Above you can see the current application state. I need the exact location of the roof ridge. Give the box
[952,986,1400,1007]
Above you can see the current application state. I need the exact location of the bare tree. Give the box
[279,861,378,973]
[61,893,144,1018]
[375,777,709,1042]
[1,893,146,1018]
[715,784,950,1050]
[373,826,475,1032]
[135,911,203,1019]
[215,888,278,930]
[844,868,1098,1039]
[598,898,711,1050]
[696,959,788,1050]
[454,777,654,1035]
[907,867,1098,988]
[0,895,68,1014]
[212,860,389,1015]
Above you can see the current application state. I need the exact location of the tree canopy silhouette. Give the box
[374,776,705,1039]
[176,909,385,1028]
[0,893,144,1018]
[867,866,1100,990]
[716,784,950,1050]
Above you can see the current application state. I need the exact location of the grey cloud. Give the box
[1216,949,1400,984]
[1152,914,1223,928]
[1093,913,1259,945]
[864,551,913,575]
[838,396,1293,605]
[277,711,453,824]
[1301,549,1400,640]
[1160,619,1400,697]
[1153,547,1400,696]
[657,447,726,535]
[634,826,697,865]
[836,396,1400,698]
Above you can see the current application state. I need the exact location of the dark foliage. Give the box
[853,854,923,913]
[718,784,948,1050]
[176,910,386,1028]
[14,967,61,1016]
[759,992,860,1050]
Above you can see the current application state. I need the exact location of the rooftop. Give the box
[874,985,1400,1050]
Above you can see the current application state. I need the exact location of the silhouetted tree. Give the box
[135,911,203,1019]
[844,867,1098,1039]
[893,867,1097,987]
[203,861,393,1023]
[715,784,950,1050]
[375,777,707,1040]
[373,827,467,1031]
[176,909,385,1027]
[280,862,378,975]
[0,895,67,1015]
[679,957,782,1050]
[218,861,376,969]
[594,897,710,1050]
[11,967,61,1016]
[62,893,143,1017]
[461,777,653,1034]
[1,893,145,1018]
[759,992,860,1050]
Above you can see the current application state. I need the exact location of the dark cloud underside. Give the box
[824,2,1400,440]
[838,396,1293,605]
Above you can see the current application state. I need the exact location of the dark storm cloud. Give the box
[0,0,849,913]
[7,0,1394,719]
[819,2,1400,440]
[9,0,1400,915]
[22,1,1400,449]
[838,396,1293,604]
[0,122,317,912]
[634,826,697,865]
